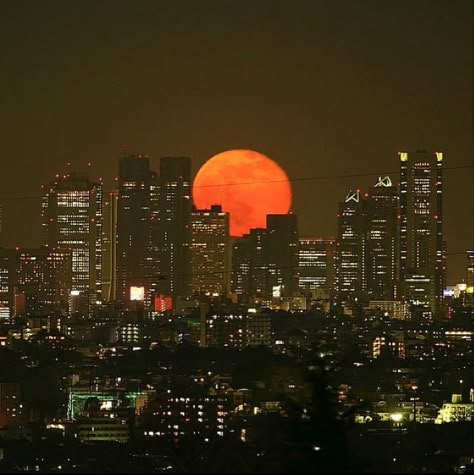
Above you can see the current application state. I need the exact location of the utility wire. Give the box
[0,165,471,200]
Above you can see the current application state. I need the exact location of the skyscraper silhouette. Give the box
[191,204,230,296]
[298,237,335,298]
[42,172,103,306]
[117,154,152,305]
[102,190,118,302]
[399,151,444,318]
[266,214,299,298]
[365,176,399,300]
[335,190,365,305]
[158,156,192,299]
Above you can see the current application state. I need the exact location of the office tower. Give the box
[298,237,335,296]
[0,249,15,319]
[42,172,103,304]
[190,205,230,295]
[14,247,72,316]
[231,234,252,302]
[248,228,269,299]
[102,191,118,302]
[147,170,161,305]
[266,214,299,297]
[365,176,399,300]
[158,156,192,298]
[117,153,152,305]
[399,151,444,317]
[0,247,71,318]
[466,250,474,306]
[230,228,268,303]
[335,190,366,304]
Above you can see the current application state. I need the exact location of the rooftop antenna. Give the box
[122,144,128,157]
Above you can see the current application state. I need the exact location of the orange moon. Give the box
[192,149,292,237]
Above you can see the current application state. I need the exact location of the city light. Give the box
[0,2,471,473]
[390,413,404,423]
[130,286,145,301]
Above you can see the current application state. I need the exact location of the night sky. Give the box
[1,0,472,283]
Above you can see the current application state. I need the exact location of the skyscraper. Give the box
[466,250,474,306]
[335,190,365,305]
[147,170,161,304]
[42,172,103,304]
[117,154,152,305]
[190,205,230,296]
[158,156,192,298]
[230,233,252,303]
[399,151,444,317]
[102,190,118,302]
[298,237,335,297]
[365,176,399,300]
[248,228,269,299]
[14,247,72,316]
[266,214,299,297]
[0,249,15,319]
[230,228,268,303]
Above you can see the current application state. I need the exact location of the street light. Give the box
[460,379,463,400]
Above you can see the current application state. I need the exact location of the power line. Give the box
[193,164,472,189]
[0,165,471,201]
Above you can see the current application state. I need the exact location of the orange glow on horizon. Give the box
[192,149,292,237]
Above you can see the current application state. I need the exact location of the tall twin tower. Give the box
[116,154,192,306]
[38,149,446,319]
[39,154,193,313]
[336,150,445,318]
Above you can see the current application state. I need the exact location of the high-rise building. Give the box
[15,247,72,316]
[158,156,192,298]
[231,234,252,302]
[117,154,152,305]
[230,228,268,303]
[466,250,474,306]
[399,151,444,317]
[335,190,366,304]
[365,176,399,300]
[248,228,268,299]
[0,249,15,319]
[102,191,118,302]
[190,205,230,295]
[266,214,299,297]
[42,172,103,305]
[298,237,335,297]
[147,170,161,305]
[335,177,401,309]
[0,247,72,317]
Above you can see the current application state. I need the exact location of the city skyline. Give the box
[0,151,472,285]
[1,2,473,473]
[1,0,472,284]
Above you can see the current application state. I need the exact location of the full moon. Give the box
[192,149,292,237]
